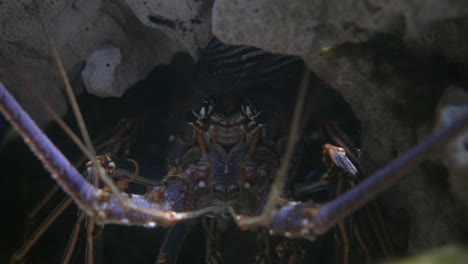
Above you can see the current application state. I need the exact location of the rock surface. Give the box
[0,0,197,124]
[213,0,468,60]
[81,46,123,97]
[124,0,213,57]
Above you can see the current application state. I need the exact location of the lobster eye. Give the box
[203,100,214,114]
[200,106,206,116]
[241,100,254,116]
[245,105,252,116]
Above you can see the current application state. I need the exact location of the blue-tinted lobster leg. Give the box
[0,81,223,231]
[237,98,468,253]
[9,119,140,264]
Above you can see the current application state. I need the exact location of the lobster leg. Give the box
[275,240,305,264]
[62,211,86,263]
[322,122,395,259]
[233,103,468,242]
[10,117,145,264]
[9,197,73,264]
[157,222,192,264]
[204,219,224,264]
[0,81,224,228]
[322,139,392,263]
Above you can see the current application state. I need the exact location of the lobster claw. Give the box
[269,201,320,241]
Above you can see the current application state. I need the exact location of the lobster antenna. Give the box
[237,67,310,227]
[0,59,97,165]
[32,0,125,201]
[262,67,310,219]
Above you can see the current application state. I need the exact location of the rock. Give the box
[0,0,191,125]
[124,0,214,58]
[213,0,468,60]
[82,46,123,97]
[385,244,468,264]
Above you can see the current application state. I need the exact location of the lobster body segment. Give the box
[164,98,279,217]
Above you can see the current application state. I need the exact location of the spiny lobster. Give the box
[2,34,468,264]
